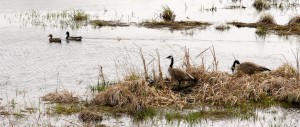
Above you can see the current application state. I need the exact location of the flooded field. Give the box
[0,0,300,126]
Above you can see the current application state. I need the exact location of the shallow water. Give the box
[0,0,300,126]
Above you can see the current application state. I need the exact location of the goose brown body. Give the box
[231,60,271,75]
[166,55,196,88]
[48,34,61,43]
[66,31,82,41]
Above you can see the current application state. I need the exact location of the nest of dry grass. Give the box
[78,110,103,122]
[42,91,78,103]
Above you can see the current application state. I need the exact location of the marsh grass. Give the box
[165,105,256,123]
[89,84,106,93]
[288,16,300,26]
[258,14,275,24]
[256,26,268,35]
[78,110,103,122]
[90,20,129,27]
[228,15,300,35]
[161,5,176,22]
[141,20,211,30]
[131,107,157,120]
[73,10,89,21]
[53,103,83,115]
[40,47,300,122]
[42,91,78,103]
[215,24,230,31]
[253,0,270,11]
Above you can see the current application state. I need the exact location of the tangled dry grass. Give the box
[42,91,78,103]
[92,63,300,112]
[92,80,185,112]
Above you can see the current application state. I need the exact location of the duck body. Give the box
[166,55,196,88]
[231,60,271,75]
[66,31,82,41]
[48,34,61,43]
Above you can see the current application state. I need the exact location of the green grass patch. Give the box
[131,107,158,120]
[89,84,106,93]
[165,106,256,123]
[53,103,84,115]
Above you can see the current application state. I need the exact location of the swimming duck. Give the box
[231,60,271,75]
[166,55,197,88]
[48,34,61,43]
[66,31,82,41]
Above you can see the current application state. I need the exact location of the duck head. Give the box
[231,60,240,72]
[48,34,53,38]
[66,31,70,36]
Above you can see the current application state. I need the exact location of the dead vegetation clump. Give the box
[215,24,231,31]
[161,5,176,22]
[288,16,300,26]
[253,0,270,11]
[42,91,78,103]
[258,14,276,24]
[140,21,211,30]
[228,15,300,35]
[90,20,129,27]
[78,110,103,122]
[170,63,300,106]
[92,79,186,112]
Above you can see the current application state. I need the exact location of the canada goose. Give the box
[166,55,196,88]
[48,34,61,43]
[66,31,82,41]
[231,60,271,75]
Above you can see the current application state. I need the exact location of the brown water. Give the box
[0,0,300,126]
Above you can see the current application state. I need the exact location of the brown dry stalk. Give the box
[140,48,149,80]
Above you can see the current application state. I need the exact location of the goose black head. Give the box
[166,55,173,59]
[48,34,53,38]
[66,31,70,36]
[231,60,240,72]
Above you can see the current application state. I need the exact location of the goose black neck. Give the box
[66,34,69,39]
[169,57,174,68]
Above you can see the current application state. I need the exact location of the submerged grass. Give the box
[228,15,300,35]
